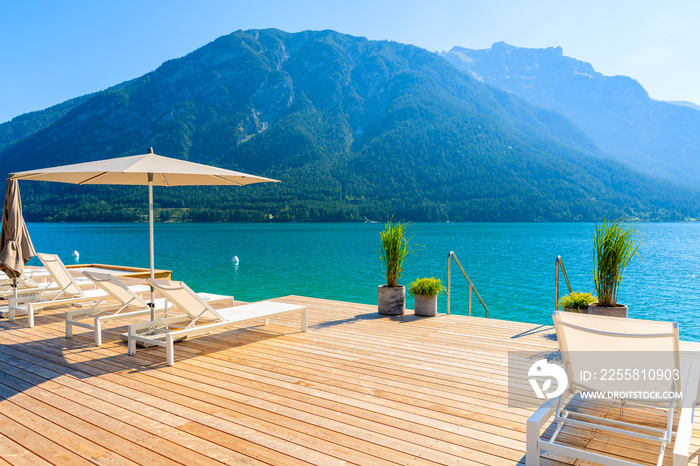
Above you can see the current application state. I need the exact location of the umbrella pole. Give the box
[148,173,155,320]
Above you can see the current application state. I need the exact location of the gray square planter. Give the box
[378,285,405,315]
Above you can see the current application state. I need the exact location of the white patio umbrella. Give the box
[9,148,278,317]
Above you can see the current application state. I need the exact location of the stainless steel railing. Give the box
[446,251,489,317]
[555,255,573,310]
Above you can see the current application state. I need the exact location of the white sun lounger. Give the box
[22,267,51,280]
[6,253,148,327]
[0,264,92,299]
[127,278,307,366]
[67,271,234,346]
[0,268,50,288]
[0,274,45,295]
[65,271,169,346]
[526,311,700,466]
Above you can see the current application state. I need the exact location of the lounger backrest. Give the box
[83,271,149,308]
[147,278,223,322]
[553,311,681,396]
[37,253,84,297]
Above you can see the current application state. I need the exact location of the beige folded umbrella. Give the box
[0,179,37,298]
[10,148,278,316]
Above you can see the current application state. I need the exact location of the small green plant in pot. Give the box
[590,219,641,317]
[408,277,445,317]
[558,292,596,313]
[378,219,412,315]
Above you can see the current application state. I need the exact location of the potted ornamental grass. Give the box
[589,219,641,318]
[558,291,596,313]
[408,277,445,317]
[378,219,412,315]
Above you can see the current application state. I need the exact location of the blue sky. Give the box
[1,0,698,123]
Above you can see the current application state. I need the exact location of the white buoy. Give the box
[232,255,239,264]
[72,250,79,259]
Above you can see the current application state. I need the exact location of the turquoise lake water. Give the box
[24,222,700,341]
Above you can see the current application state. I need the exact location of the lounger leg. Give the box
[674,360,700,466]
[27,306,34,328]
[66,314,73,338]
[166,334,175,366]
[8,306,14,322]
[673,406,693,466]
[301,307,308,332]
[94,317,102,346]
[127,328,136,356]
[526,397,559,466]
[264,317,270,326]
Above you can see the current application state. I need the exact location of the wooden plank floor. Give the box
[1,294,700,465]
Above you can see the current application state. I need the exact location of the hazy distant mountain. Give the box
[442,42,700,188]
[0,29,698,222]
[666,101,700,111]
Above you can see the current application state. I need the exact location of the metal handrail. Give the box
[447,251,489,317]
[555,255,573,310]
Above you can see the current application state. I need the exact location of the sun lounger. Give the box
[22,267,51,280]
[526,311,700,466]
[0,265,92,299]
[65,271,169,346]
[0,268,50,288]
[127,278,307,366]
[67,271,234,346]
[0,274,43,293]
[1,279,58,299]
[6,253,147,327]
[0,276,94,300]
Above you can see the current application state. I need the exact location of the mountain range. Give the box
[0,29,698,222]
[441,42,700,188]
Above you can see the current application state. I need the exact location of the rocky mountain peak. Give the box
[442,42,700,187]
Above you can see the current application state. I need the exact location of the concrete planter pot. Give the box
[414,294,437,317]
[588,303,628,318]
[378,285,405,315]
[564,307,589,314]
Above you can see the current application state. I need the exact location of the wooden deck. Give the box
[1,295,699,465]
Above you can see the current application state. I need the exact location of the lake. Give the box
[24,222,700,341]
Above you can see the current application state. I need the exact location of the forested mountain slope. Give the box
[1,29,697,222]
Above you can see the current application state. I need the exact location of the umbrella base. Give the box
[119,330,187,347]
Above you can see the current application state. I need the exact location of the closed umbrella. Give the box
[0,179,37,298]
[10,148,278,317]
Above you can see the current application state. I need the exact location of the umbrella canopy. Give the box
[10,151,278,187]
[9,148,278,315]
[0,179,37,279]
